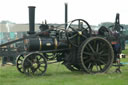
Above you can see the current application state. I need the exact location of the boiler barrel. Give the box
[24,37,68,52]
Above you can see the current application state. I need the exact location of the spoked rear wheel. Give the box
[78,37,114,73]
[22,52,47,76]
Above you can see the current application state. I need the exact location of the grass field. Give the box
[122,44,128,56]
[0,44,128,85]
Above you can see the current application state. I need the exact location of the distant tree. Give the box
[0,20,16,24]
[98,22,113,28]
[121,24,128,35]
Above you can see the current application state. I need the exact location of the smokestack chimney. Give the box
[115,13,120,24]
[28,6,36,34]
[65,3,68,29]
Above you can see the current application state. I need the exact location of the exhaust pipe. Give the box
[28,6,36,34]
[65,3,68,29]
[115,13,120,24]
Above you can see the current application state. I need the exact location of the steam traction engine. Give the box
[15,6,116,76]
[0,5,122,76]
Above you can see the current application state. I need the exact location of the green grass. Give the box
[0,44,128,85]
[0,63,128,85]
[122,44,128,56]
[121,44,128,62]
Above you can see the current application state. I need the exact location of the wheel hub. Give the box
[91,52,100,60]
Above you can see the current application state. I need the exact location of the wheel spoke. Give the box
[81,34,87,39]
[96,43,99,52]
[25,68,30,74]
[69,26,77,32]
[88,43,95,53]
[99,50,104,55]
[99,57,105,60]
[83,52,93,56]
[99,59,106,64]
[101,53,109,56]
[88,63,92,69]
[78,19,81,29]
[83,56,89,60]
[69,34,78,39]
[85,45,90,50]
[31,67,35,74]
[84,58,91,64]
[90,65,93,71]
[39,68,43,72]
[99,43,106,51]
[82,27,88,31]
[27,58,33,65]
[39,61,45,64]
[95,63,99,71]
[99,64,103,71]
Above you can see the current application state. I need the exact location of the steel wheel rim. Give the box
[66,19,92,47]
[16,54,24,73]
[22,53,47,76]
[79,37,114,73]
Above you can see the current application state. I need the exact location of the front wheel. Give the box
[22,52,47,76]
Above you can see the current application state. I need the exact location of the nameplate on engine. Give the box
[46,43,51,46]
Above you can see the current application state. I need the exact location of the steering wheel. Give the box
[66,19,92,47]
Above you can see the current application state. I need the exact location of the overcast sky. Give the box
[0,0,128,25]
